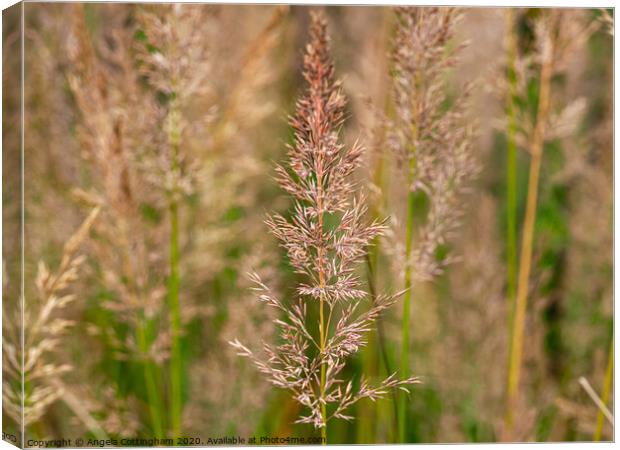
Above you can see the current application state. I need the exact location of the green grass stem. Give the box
[398,170,416,442]
[137,319,165,438]
[505,9,519,314]
[168,96,183,440]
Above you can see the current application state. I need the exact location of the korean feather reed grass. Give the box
[504,10,596,436]
[387,7,477,441]
[230,11,418,443]
[66,6,167,436]
[3,207,99,431]
[66,3,216,437]
[135,5,214,437]
[64,3,289,439]
[2,5,612,444]
[504,14,554,432]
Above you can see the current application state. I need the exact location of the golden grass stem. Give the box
[505,31,554,435]
[594,340,614,441]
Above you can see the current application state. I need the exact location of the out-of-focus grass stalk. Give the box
[503,11,519,433]
[137,319,165,438]
[594,340,614,441]
[398,154,416,443]
[505,9,519,317]
[208,6,288,155]
[359,163,388,443]
[169,197,181,437]
[359,279,379,442]
[168,96,182,439]
[505,28,554,434]
[51,379,110,441]
[364,253,399,441]
[120,213,165,438]
[359,30,392,439]
[362,121,400,439]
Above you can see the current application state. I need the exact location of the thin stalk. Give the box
[358,89,390,445]
[358,193,383,442]
[137,319,164,438]
[505,9,519,314]
[365,253,399,440]
[505,34,554,434]
[357,291,378,443]
[169,198,181,438]
[317,156,327,445]
[398,158,416,442]
[121,224,164,438]
[319,296,327,445]
[168,97,182,439]
[579,377,613,425]
[53,379,110,441]
[594,340,614,441]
